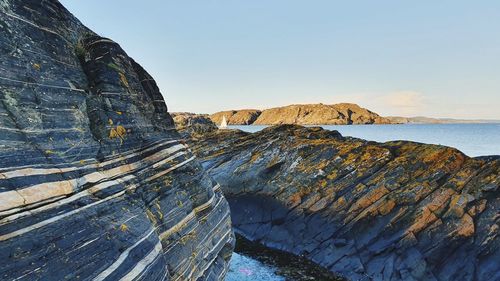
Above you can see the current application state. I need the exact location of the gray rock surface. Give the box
[0,1,233,280]
[171,112,218,138]
[187,125,499,281]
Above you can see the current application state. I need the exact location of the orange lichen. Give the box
[426,188,455,213]
[119,72,129,88]
[250,151,263,163]
[332,196,347,210]
[109,125,127,142]
[349,186,389,214]
[456,214,475,237]
[288,193,302,208]
[319,180,328,188]
[407,207,438,234]
[378,199,396,215]
[119,224,128,232]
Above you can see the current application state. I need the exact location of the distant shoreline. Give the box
[173,103,500,126]
[226,122,500,126]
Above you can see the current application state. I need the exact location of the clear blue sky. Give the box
[61,0,500,119]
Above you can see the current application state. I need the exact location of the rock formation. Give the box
[171,112,218,137]
[210,109,261,126]
[210,103,390,125]
[254,103,391,125]
[0,1,233,280]
[186,125,499,281]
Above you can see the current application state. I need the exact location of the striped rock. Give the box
[0,1,234,280]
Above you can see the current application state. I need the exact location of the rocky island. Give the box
[0,1,233,280]
[210,103,391,125]
[179,123,499,281]
[208,104,500,126]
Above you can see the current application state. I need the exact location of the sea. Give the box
[227,253,286,281]
[225,123,499,281]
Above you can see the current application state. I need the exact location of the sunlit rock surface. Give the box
[209,103,391,126]
[186,125,499,281]
[0,1,233,280]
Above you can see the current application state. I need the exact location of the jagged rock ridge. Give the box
[0,1,233,280]
[185,125,499,281]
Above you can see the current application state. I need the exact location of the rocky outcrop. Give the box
[171,112,218,137]
[210,103,390,125]
[186,125,499,281]
[210,109,261,125]
[0,1,233,280]
[254,103,390,125]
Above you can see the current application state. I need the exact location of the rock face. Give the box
[210,109,261,126]
[210,103,390,125]
[0,1,233,281]
[171,112,218,137]
[186,125,499,281]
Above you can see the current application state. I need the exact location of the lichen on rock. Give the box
[186,125,499,281]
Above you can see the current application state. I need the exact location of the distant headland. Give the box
[202,103,500,125]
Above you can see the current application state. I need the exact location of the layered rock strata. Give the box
[0,1,233,280]
[186,125,499,281]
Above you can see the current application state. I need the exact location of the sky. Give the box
[60,1,500,119]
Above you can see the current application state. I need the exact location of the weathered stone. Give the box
[0,1,233,280]
[186,125,499,281]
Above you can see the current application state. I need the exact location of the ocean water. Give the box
[228,123,500,157]
[226,235,342,281]
[226,253,285,281]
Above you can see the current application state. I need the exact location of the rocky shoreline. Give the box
[181,124,499,281]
